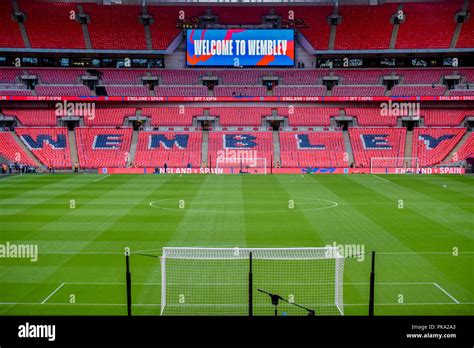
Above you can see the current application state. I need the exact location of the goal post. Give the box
[370,157,419,174]
[160,247,345,316]
[215,157,267,175]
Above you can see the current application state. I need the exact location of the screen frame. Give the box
[185,28,296,68]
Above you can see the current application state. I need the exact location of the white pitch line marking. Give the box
[0,175,22,182]
[41,282,65,304]
[93,175,110,182]
[371,174,390,183]
[433,282,460,304]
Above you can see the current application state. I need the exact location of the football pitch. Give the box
[0,173,473,316]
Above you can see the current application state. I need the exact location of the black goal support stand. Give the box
[257,289,316,316]
[369,251,376,317]
[125,251,132,317]
[125,251,160,317]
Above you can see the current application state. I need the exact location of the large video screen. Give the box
[186,29,295,67]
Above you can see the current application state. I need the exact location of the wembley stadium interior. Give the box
[0,0,472,173]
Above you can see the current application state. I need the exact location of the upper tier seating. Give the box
[448,89,474,96]
[396,69,449,84]
[105,85,150,97]
[214,86,266,97]
[33,69,84,84]
[0,89,33,96]
[457,8,474,48]
[158,70,201,85]
[412,127,466,166]
[390,85,447,96]
[277,107,337,126]
[210,6,269,25]
[101,70,152,85]
[349,128,406,168]
[142,107,203,126]
[211,107,272,126]
[273,86,326,97]
[15,127,71,168]
[148,6,203,50]
[395,1,462,49]
[75,127,132,168]
[345,108,398,126]
[280,131,348,167]
[35,85,91,97]
[84,108,136,127]
[334,4,397,50]
[207,131,274,167]
[134,131,202,168]
[334,70,386,85]
[332,85,386,96]
[154,86,208,97]
[0,1,24,48]
[0,69,24,84]
[2,109,57,126]
[452,132,474,161]
[0,132,36,165]
[18,0,85,49]
[84,4,147,50]
[274,6,333,50]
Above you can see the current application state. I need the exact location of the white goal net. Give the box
[216,157,267,174]
[370,157,419,174]
[160,247,344,316]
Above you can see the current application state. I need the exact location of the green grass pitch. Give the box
[0,173,473,316]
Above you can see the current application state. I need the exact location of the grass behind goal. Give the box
[0,173,472,316]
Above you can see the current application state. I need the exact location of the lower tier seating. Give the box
[0,132,37,166]
[349,128,406,168]
[412,128,466,166]
[207,131,274,168]
[15,127,71,169]
[134,132,202,168]
[75,127,132,169]
[280,131,347,167]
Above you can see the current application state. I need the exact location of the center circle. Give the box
[149,196,338,213]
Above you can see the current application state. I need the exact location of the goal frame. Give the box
[370,157,419,174]
[160,247,345,316]
[215,157,267,175]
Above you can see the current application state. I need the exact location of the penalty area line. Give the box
[433,283,460,304]
[41,282,65,304]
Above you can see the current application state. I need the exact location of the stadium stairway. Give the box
[11,132,41,167]
[342,131,354,165]
[404,130,414,163]
[68,130,79,166]
[389,4,403,49]
[142,6,153,50]
[78,4,92,49]
[442,130,472,163]
[451,0,470,48]
[202,130,209,166]
[129,130,139,166]
[273,130,281,165]
[328,14,337,50]
[13,0,31,48]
